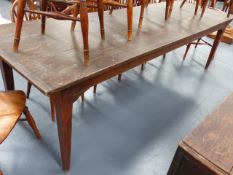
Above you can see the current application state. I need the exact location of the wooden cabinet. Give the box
[168,94,233,175]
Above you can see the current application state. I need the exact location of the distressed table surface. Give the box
[0,2,232,95]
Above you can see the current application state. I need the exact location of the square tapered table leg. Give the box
[205,28,224,69]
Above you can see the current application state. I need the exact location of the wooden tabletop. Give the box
[0,2,232,95]
[183,94,233,174]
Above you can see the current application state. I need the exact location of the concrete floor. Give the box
[0,1,233,175]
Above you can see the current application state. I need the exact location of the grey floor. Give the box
[0,1,233,175]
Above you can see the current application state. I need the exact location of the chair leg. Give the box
[183,43,191,60]
[222,0,227,10]
[165,0,170,20]
[138,0,146,28]
[168,0,174,18]
[26,82,32,99]
[93,84,97,94]
[80,0,89,65]
[118,74,122,81]
[23,106,41,139]
[127,0,133,41]
[71,4,79,31]
[13,0,26,52]
[109,6,114,15]
[195,0,200,15]
[227,0,233,17]
[201,0,208,17]
[146,0,150,7]
[97,0,105,40]
[41,0,47,34]
[180,0,187,8]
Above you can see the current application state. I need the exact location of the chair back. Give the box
[10,0,40,23]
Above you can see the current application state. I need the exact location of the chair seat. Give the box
[0,91,26,144]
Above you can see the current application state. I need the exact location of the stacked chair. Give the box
[12,0,175,58]
[12,0,142,61]
[13,0,90,64]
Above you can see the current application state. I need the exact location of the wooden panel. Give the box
[0,2,232,95]
[183,94,233,174]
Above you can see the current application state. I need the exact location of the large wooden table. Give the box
[0,2,232,171]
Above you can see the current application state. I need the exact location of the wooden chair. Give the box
[13,0,89,64]
[0,91,41,175]
[11,0,40,22]
[0,91,41,143]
